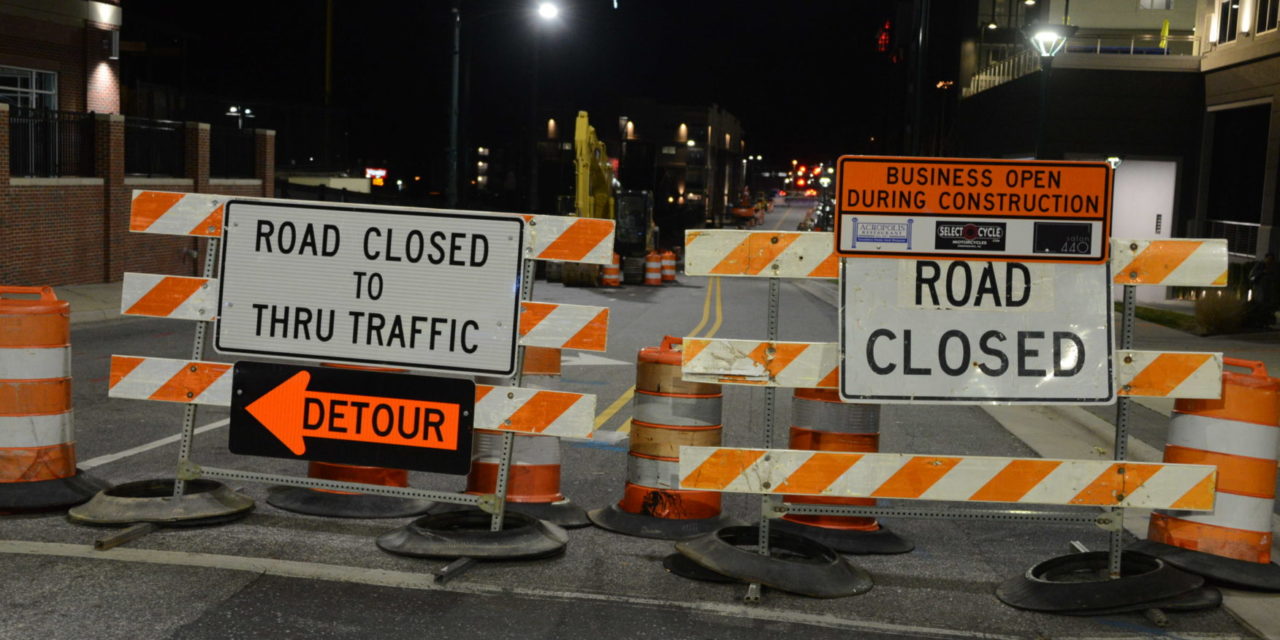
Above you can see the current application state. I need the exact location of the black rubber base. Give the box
[66,478,254,527]
[587,503,738,540]
[662,552,739,583]
[770,518,914,555]
[0,469,109,513]
[673,525,873,598]
[997,551,1207,614]
[432,499,591,529]
[377,508,569,560]
[266,486,436,519]
[1130,539,1280,592]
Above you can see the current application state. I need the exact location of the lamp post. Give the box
[225,105,254,130]
[1022,23,1077,159]
[446,1,559,209]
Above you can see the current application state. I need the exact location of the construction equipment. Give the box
[561,111,654,286]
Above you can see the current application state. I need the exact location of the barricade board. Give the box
[230,361,475,474]
[216,200,524,376]
[840,258,1115,404]
[835,156,1112,264]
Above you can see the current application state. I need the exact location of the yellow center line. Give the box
[612,275,723,435]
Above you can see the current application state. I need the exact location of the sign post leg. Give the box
[173,237,220,499]
[1108,283,1138,578]
[491,257,538,532]
[748,276,782,602]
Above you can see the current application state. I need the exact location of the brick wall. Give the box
[0,111,275,286]
[0,13,87,112]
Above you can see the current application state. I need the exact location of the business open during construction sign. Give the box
[839,258,1115,404]
[835,156,1112,264]
[216,201,524,375]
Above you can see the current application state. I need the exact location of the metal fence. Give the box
[7,107,96,177]
[210,126,256,178]
[1209,219,1260,257]
[125,116,185,177]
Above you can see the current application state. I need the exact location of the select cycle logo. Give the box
[935,221,1006,251]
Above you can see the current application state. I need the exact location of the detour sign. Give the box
[835,156,1112,264]
[230,361,474,474]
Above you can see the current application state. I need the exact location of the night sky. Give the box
[122,1,955,177]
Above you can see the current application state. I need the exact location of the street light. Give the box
[225,105,254,130]
[447,1,560,209]
[1022,22,1077,158]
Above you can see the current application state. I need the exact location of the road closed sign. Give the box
[840,258,1114,404]
[216,201,524,375]
[835,156,1112,264]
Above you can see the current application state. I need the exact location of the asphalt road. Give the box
[0,202,1260,640]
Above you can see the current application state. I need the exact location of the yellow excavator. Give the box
[561,110,653,286]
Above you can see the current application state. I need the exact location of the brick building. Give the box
[0,0,274,286]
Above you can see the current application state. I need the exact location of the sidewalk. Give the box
[56,281,126,326]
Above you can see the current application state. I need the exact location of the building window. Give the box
[1217,0,1240,42]
[0,65,57,110]
[1258,0,1279,31]
[1139,0,1173,8]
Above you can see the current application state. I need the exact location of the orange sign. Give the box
[246,371,461,456]
[230,362,474,474]
[835,156,1112,264]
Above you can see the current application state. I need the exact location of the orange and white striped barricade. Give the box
[681,338,839,389]
[644,250,663,286]
[589,336,735,539]
[460,384,596,527]
[1116,350,1224,399]
[679,448,1217,512]
[0,286,107,512]
[770,389,912,554]
[683,229,839,279]
[1111,239,1229,287]
[660,250,678,283]
[516,301,609,378]
[1132,358,1280,590]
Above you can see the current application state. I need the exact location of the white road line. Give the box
[79,418,229,469]
[0,540,1016,639]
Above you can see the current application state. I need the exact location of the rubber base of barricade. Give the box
[456,498,590,529]
[377,508,569,560]
[672,526,873,598]
[1067,585,1222,617]
[0,469,110,513]
[996,550,1209,614]
[266,486,436,519]
[1129,540,1280,592]
[769,518,914,555]
[587,503,737,540]
[661,551,740,583]
[67,479,254,527]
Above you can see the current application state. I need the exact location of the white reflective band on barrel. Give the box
[1167,414,1280,460]
[1163,492,1274,534]
[0,347,70,380]
[0,412,74,447]
[628,454,681,490]
[791,399,879,434]
[633,392,722,427]
[472,430,560,465]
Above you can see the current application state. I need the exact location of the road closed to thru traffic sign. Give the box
[217,200,524,375]
[840,258,1114,404]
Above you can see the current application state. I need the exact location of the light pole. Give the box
[446,1,559,209]
[225,105,254,130]
[1023,22,1076,159]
